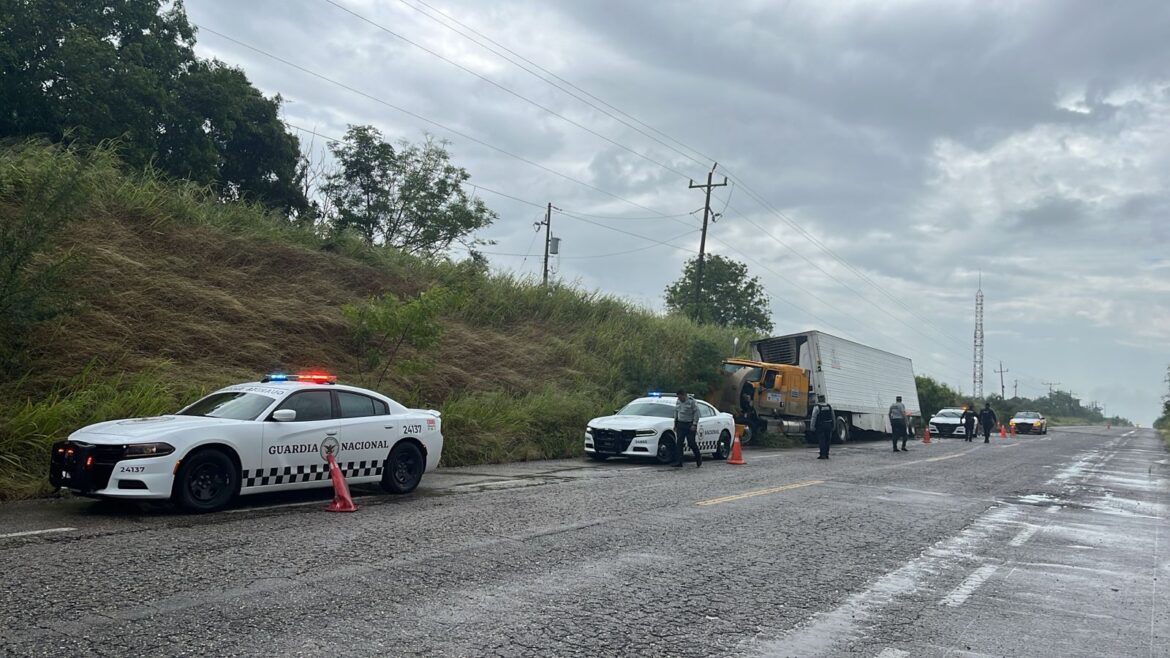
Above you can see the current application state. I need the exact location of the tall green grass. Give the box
[0,140,760,499]
[0,366,202,499]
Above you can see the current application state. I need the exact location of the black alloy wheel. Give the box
[714,430,732,460]
[173,449,237,513]
[382,441,425,494]
[656,435,676,464]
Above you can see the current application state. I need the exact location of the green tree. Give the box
[323,126,496,256]
[342,286,460,388]
[0,0,305,213]
[664,254,773,332]
[915,375,960,417]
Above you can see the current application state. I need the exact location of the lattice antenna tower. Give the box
[973,272,984,398]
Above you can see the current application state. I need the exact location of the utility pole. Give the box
[973,274,984,398]
[1013,379,1018,398]
[1042,381,1060,396]
[994,361,1009,399]
[688,163,728,317]
[536,202,559,286]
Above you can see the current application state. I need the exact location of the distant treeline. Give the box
[915,375,1133,427]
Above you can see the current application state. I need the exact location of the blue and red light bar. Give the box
[263,372,337,384]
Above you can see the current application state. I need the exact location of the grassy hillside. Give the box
[0,141,747,498]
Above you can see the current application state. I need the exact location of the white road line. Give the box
[0,527,76,539]
[1009,525,1041,547]
[940,564,999,606]
[876,649,910,658]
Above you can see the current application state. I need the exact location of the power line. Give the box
[195,24,683,220]
[253,29,959,373]
[290,7,975,365]
[321,0,695,180]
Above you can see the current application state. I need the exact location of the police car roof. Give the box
[220,380,379,397]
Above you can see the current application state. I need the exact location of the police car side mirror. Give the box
[271,409,297,422]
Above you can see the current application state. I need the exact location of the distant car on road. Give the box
[1010,411,1048,435]
[928,408,969,438]
[49,373,443,512]
[584,394,735,463]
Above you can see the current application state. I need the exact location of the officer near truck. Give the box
[889,395,909,452]
[811,396,834,460]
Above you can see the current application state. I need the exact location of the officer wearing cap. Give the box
[889,395,909,452]
[673,389,702,468]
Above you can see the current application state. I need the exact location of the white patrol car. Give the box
[49,373,443,512]
[584,394,736,464]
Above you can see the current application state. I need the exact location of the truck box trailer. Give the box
[749,331,922,442]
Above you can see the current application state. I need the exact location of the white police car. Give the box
[584,393,736,463]
[49,373,443,512]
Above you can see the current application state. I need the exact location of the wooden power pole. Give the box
[688,164,728,317]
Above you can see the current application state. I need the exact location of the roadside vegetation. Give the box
[914,375,1132,430]
[1155,366,1169,449]
[0,140,750,499]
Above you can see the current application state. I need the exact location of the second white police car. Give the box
[584,393,736,464]
[49,373,443,512]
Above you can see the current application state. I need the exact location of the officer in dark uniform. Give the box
[978,403,998,443]
[960,404,977,442]
[812,396,834,459]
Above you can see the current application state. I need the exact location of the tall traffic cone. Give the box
[324,452,358,512]
[922,424,932,444]
[727,426,746,465]
[998,423,1006,438]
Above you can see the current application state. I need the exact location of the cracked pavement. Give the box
[2,427,1167,657]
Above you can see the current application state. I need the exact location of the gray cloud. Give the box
[185,0,1170,423]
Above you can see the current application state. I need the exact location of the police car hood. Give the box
[1012,417,1042,423]
[588,415,671,430]
[71,415,244,442]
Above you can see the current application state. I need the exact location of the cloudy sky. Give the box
[186,0,1169,423]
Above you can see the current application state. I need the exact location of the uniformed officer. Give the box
[673,389,701,468]
[978,403,998,443]
[811,396,834,459]
[889,395,909,452]
[960,404,977,442]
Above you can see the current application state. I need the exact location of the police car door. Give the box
[334,390,395,483]
[697,401,718,453]
[260,389,338,488]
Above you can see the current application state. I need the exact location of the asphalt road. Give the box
[2,427,1167,657]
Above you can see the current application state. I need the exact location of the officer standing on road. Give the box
[889,396,909,452]
[961,404,977,442]
[812,396,835,460]
[979,402,998,443]
[673,389,702,468]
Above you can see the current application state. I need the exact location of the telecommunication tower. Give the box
[973,274,984,398]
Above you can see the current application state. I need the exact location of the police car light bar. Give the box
[647,391,663,397]
[262,372,337,384]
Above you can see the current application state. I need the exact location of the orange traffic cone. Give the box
[727,427,746,465]
[998,424,1006,438]
[922,424,932,444]
[324,452,358,512]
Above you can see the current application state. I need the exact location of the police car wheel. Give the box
[713,430,732,460]
[173,449,238,513]
[656,436,675,464]
[382,442,424,494]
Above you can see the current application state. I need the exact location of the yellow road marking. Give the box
[696,480,823,506]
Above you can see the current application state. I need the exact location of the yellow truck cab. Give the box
[706,358,810,442]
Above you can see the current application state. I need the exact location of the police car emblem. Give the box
[319,437,341,461]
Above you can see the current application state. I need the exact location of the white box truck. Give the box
[747,331,922,442]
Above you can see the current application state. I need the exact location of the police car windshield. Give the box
[935,410,962,418]
[617,402,676,418]
[1016,412,1040,419]
[178,392,275,421]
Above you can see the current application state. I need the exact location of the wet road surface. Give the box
[2,427,1167,657]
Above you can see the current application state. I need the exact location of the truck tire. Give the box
[834,417,850,443]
